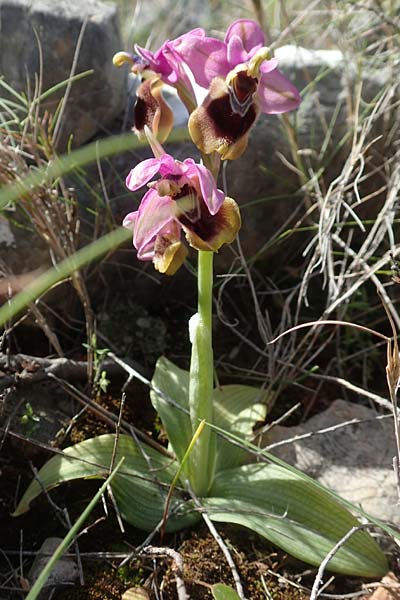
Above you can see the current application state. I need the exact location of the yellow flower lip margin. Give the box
[133,76,174,144]
[183,196,241,252]
[153,236,189,275]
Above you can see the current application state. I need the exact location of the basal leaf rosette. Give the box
[14,358,389,578]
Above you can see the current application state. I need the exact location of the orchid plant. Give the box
[15,19,387,581]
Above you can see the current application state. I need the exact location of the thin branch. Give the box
[262,412,393,452]
[269,320,389,345]
[52,17,88,146]
[310,524,372,600]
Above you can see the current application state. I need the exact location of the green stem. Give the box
[187,250,215,495]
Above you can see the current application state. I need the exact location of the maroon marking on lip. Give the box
[134,80,157,132]
[232,71,258,104]
[179,199,228,244]
[206,93,257,144]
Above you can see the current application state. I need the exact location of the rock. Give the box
[122,588,150,600]
[362,572,400,600]
[0,213,50,275]
[0,0,125,147]
[28,537,79,599]
[263,399,399,524]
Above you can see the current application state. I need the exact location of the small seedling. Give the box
[20,403,40,434]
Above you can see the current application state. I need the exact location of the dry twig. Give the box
[142,546,189,600]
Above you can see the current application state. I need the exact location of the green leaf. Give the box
[150,357,192,464]
[25,457,124,600]
[205,463,388,577]
[213,385,267,471]
[150,360,268,474]
[211,583,241,600]
[208,420,400,546]
[13,434,200,533]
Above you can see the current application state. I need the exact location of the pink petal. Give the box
[258,66,301,114]
[123,210,156,260]
[126,158,161,191]
[136,239,156,261]
[170,28,206,54]
[226,34,248,67]
[137,31,205,90]
[122,211,137,231]
[161,44,189,86]
[158,154,183,178]
[178,28,205,39]
[173,34,229,88]
[139,220,183,261]
[225,20,265,56]
[135,44,172,77]
[259,57,278,73]
[188,161,225,215]
[134,189,175,256]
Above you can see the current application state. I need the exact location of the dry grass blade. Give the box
[379,290,400,499]
[0,57,95,379]
[301,85,398,307]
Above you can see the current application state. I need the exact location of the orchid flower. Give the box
[113,30,202,142]
[123,151,241,275]
[174,19,301,159]
[113,52,175,143]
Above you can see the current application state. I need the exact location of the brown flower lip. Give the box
[188,75,258,160]
[133,76,174,144]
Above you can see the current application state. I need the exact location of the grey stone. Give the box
[0,216,16,247]
[0,211,50,274]
[263,399,399,524]
[131,0,215,47]
[28,537,79,599]
[0,0,125,147]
